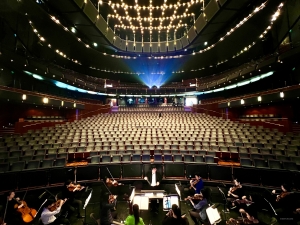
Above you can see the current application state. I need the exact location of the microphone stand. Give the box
[217,186,228,221]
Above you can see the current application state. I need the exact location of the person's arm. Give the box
[140,217,145,225]
[103,200,117,210]
[42,207,62,217]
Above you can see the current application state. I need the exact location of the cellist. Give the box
[3,191,23,225]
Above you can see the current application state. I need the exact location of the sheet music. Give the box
[83,190,92,209]
[163,196,179,211]
[206,207,221,224]
[133,196,149,210]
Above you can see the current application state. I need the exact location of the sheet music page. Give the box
[206,207,221,224]
[133,196,149,210]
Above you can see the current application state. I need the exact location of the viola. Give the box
[276,191,290,202]
[13,198,37,223]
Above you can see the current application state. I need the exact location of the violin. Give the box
[106,178,119,187]
[189,178,200,189]
[13,198,37,223]
[228,185,241,196]
[49,199,64,212]
[184,194,203,201]
[234,199,254,205]
[276,191,290,202]
[67,183,84,192]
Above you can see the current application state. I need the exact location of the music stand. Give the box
[83,189,93,225]
[217,186,229,221]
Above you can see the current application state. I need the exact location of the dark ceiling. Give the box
[0,0,292,86]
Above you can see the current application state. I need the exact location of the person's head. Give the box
[151,165,157,173]
[281,184,291,192]
[132,204,140,225]
[7,191,15,199]
[171,204,182,219]
[65,179,73,186]
[233,178,240,186]
[195,174,201,180]
[45,199,56,209]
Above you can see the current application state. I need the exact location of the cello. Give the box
[13,190,37,223]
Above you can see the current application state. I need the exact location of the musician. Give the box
[227,179,243,210]
[189,174,204,195]
[144,165,162,214]
[2,191,22,225]
[226,208,259,224]
[100,193,117,225]
[61,180,84,218]
[144,165,162,187]
[124,204,145,225]
[40,199,70,225]
[162,204,188,225]
[188,188,209,225]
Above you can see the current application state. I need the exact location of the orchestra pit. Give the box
[0,0,300,225]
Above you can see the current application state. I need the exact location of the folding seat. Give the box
[219,146,228,152]
[163,154,173,162]
[260,148,271,155]
[173,154,182,162]
[240,158,253,167]
[90,155,100,164]
[54,158,66,167]
[112,154,121,163]
[204,155,216,164]
[132,154,141,162]
[253,158,268,169]
[285,150,298,157]
[122,154,131,162]
[282,161,298,171]
[275,144,286,150]
[249,147,259,154]
[10,161,25,171]
[153,155,162,162]
[68,147,76,153]
[184,154,193,163]
[272,149,284,155]
[10,150,22,158]
[26,160,40,170]
[77,147,86,153]
[142,155,151,162]
[262,154,275,160]
[0,162,9,172]
[290,156,300,165]
[268,160,283,169]
[264,143,273,149]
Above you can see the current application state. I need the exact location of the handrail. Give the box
[22,122,51,127]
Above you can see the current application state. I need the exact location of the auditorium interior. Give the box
[0,0,300,224]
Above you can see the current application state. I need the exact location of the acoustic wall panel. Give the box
[83,0,98,23]
[194,14,206,33]
[151,42,158,53]
[159,42,167,52]
[181,36,189,48]
[106,28,114,43]
[120,40,126,51]
[114,36,122,49]
[204,0,220,22]
[73,0,84,8]
[219,0,228,6]
[95,16,108,34]
[175,40,182,50]
[143,42,150,53]
[168,42,174,52]
[135,42,142,52]
[188,28,197,43]
[127,41,134,52]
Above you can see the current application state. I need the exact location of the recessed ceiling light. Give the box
[71,27,76,33]
[93,42,98,47]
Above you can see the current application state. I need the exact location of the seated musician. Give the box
[125,204,145,225]
[189,174,204,195]
[2,191,22,225]
[226,208,259,224]
[227,179,243,210]
[271,183,295,220]
[144,165,162,214]
[61,180,84,218]
[187,188,209,225]
[100,193,117,225]
[162,204,188,225]
[40,199,69,225]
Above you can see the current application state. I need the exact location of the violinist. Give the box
[271,184,294,217]
[40,199,69,225]
[227,179,244,210]
[99,192,117,225]
[61,180,84,218]
[189,174,204,195]
[187,188,209,225]
[226,208,259,224]
[3,191,23,225]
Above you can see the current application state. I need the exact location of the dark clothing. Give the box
[195,179,204,194]
[100,200,117,225]
[146,171,162,185]
[4,199,22,225]
[44,217,70,225]
[162,216,188,225]
[61,187,82,216]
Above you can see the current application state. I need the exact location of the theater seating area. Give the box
[118,106,184,112]
[0,112,300,174]
[25,116,66,122]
